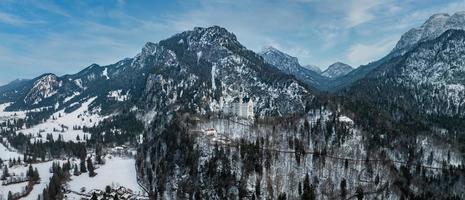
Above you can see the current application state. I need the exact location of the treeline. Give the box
[84,113,144,145]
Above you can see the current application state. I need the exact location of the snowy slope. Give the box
[17,97,103,142]
[0,142,22,162]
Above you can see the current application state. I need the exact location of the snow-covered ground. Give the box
[1,154,145,200]
[0,103,26,123]
[26,161,55,200]
[0,181,29,199]
[67,156,146,198]
[17,97,104,142]
[0,142,22,162]
[0,155,54,200]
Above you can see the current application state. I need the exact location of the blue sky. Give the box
[0,0,465,85]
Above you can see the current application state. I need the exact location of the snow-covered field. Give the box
[0,142,22,162]
[0,103,26,123]
[0,155,54,200]
[66,156,146,199]
[17,97,103,142]
[1,155,144,200]
[25,161,55,200]
[0,181,29,199]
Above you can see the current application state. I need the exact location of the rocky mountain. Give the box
[323,12,465,91]
[259,46,329,89]
[321,62,353,78]
[393,12,465,54]
[0,26,317,123]
[347,29,465,120]
[1,16,465,200]
[341,12,465,120]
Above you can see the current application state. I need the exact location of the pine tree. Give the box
[7,191,13,200]
[278,193,287,200]
[1,165,9,180]
[340,178,347,199]
[356,186,364,200]
[96,144,103,164]
[33,167,40,182]
[302,174,315,200]
[73,163,80,176]
[91,192,98,200]
[87,157,96,177]
[27,164,34,179]
[80,159,87,173]
[255,177,261,198]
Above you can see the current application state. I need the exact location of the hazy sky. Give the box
[0,0,465,85]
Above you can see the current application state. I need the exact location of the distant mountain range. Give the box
[2,12,465,119]
[2,11,465,199]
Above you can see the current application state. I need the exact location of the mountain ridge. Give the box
[259,46,329,89]
[321,62,353,78]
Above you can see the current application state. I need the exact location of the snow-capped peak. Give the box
[393,11,465,53]
[321,62,353,78]
[24,74,60,105]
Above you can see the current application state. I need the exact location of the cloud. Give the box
[27,0,71,17]
[346,36,398,67]
[346,0,382,27]
[0,11,43,26]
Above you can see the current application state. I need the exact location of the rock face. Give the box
[139,27,315,123]
[393,12,465,54]
[259,46,328,89]
[0,26,316,121]
[24,74,60,105]
[321,62,353,78]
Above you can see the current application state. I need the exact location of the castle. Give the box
[222,96,254,119]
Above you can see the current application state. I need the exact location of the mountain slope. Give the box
[303,64,322,73]
[321,62,353,78]
[139,27,318,124]
[393,12,465,54]
[346,29,465,122]
[259,46,329,89]
[0,26,318,123]
[325,11,465,91]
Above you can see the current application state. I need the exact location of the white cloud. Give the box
[346,0,382,27]
[346,36,398,67]
[27,0,71,17]
[0,11,43,26]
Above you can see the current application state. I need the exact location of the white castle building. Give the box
[222,96,254,119]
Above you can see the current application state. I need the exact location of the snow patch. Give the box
[102,67,109,80]
[107,90,129,102]
[211,64,216,90]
